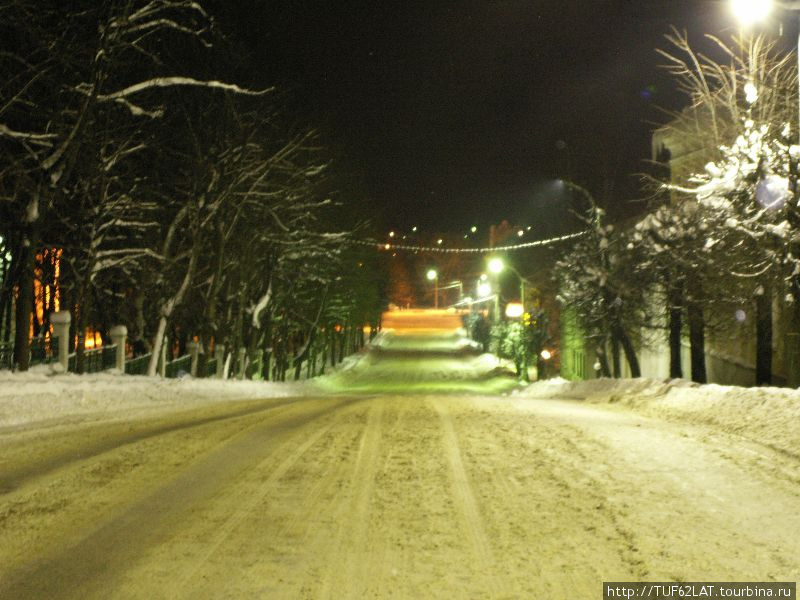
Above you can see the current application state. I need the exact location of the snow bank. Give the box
[0,367,305,429]
[518,378,800,458]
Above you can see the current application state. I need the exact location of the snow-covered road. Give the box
[1,327,798,598]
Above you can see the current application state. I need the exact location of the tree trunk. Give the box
[611,333,621,378]
[13,241,35,371]
[74,279,90,374]
[613,323,641,378]
[668,281,683,379]
[148,315,169,377]
[147,249,198,376]
[320,329,328,374]
[687,300,707,384]
[595,340,611,378]
[786,273,800,388]
[754,282,773,386]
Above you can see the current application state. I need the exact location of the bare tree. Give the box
[652,29,798,385]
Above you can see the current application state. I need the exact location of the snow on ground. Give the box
[2,322,800,595]
[312,329,522,395]
[517,377,800,458]
[2,323,798,461]
[0,367,305,430]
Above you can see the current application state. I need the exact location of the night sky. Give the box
[214,1,747,235]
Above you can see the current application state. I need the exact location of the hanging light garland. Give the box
[347,230,587,254]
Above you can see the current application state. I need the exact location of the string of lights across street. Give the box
[347,230,587,255]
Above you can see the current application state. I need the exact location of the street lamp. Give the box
[487,256,530,317]
[487,257,504,321]
[426,269,439,309]
[731,0,773,23]
[730,0,800,146]
[488,257,504,274]
[505,302,524,318]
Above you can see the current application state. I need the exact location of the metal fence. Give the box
[165,354,191,378]
[2,339,212,380]
[125,353,151,375]
[30,337,53,365]
[0,341,13,370]
[83,345,116,373]
[1,338,57,370]
[203,357,218,378]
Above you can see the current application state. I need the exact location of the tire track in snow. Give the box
[0,395,309,495]
[0,397,353,600]
[431,398,504,599]
[160,404,346,598]
[317,400,384,599]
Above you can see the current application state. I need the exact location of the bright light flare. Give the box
[744,82,759,104]
[477,282,492,297]
[426,269,438,281]
[730,0,773,25]
[540,349,552,360]
[488,257,504,274]
[505,302,524,318]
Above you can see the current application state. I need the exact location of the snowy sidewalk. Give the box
[0,369,306,430]
[516,377,800,458]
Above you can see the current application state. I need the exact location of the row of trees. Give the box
[556,31,800,386]
[0,1,385,378]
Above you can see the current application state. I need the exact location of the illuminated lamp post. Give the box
[426,269,439,309]
[731,0,800,386]
[488,256,530,317]
[730,0,800,143]
[487,257,504,322]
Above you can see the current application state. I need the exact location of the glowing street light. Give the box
[427,269,439,309]
[505,302,524,318]
[730,0,773,24]
[729,0,800,166]
[486,258,505,321]
[488,257,504,274]
[477,281,492,297]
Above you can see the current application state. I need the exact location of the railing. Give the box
[2,339,216,380]
[165,354,191,378]
[203,357,218,378]
[0,341,13,370]
[0,338,57,370]
[30,337,53,365]
[125,353,151,375]
[77,345,117,374]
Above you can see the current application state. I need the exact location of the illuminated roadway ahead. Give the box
[1,309,798,598]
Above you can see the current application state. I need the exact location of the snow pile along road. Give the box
[0,369,305,429]
[518,377,800,458]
